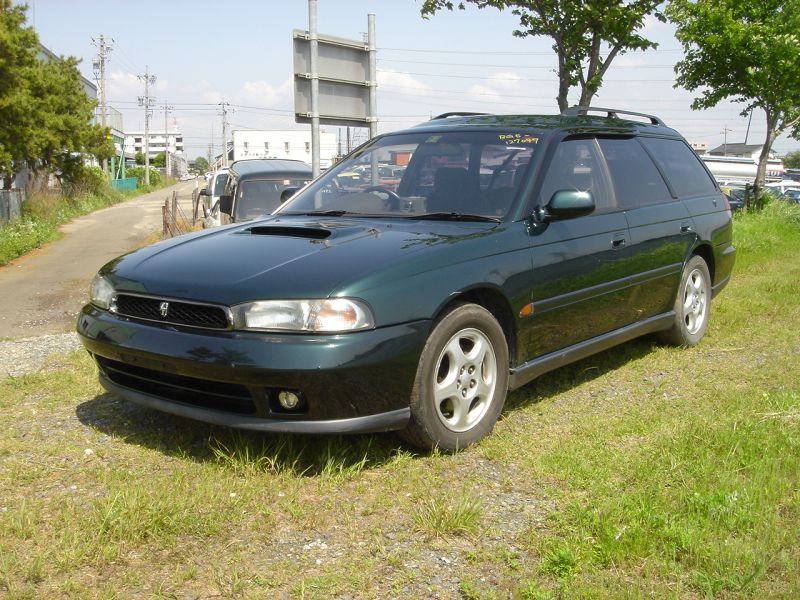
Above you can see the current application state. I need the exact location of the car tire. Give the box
[659,255,711,346]
[400,303,509,452]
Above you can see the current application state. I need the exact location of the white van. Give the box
[199,168,229,227]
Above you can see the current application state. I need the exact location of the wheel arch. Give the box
[691,242,715,284]
[434,286,518,368]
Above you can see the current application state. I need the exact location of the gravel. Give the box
[0,332,83,378]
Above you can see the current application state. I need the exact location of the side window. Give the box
[598,137,672,209]
[539,138,614,213]
[640,137,717,198]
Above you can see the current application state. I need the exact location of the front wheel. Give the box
[659,255,711,346]
[400,304,509,452]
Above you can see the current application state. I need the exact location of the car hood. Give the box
[104,216,502,304]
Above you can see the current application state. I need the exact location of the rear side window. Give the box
[640,137,717,198]
[598,137,672,209]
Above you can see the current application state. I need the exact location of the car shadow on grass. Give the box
[75,394,408,477]
[502,336,659,413]
[75,336,659,471]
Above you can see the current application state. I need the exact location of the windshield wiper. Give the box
[408,212,501,223]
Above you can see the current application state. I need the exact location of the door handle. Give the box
[612,235,627,249]
[680,222,694,233]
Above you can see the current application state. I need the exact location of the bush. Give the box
[127,166,161,188]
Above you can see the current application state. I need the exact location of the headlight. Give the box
[231,298,374,332]
[89,273,115,310]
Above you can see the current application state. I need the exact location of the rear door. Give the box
[597,137,696,322]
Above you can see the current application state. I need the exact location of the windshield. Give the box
[235,178,311,221]
[276,130,542,219]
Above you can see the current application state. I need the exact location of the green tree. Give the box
[783,150,800,170]
[193,156,209,173]
[152,152,166,168]
[668,0,800,196]
[421,0,663,111]
[135,151,145,165]
[0,1,38,184]
[0,2,113,189]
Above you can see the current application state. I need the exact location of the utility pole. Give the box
[138,66,156,185]
[219,101,230,167]
[721,125,732,156]
[162,101,173,178]
[92,35,113,174]
[308,0,320,177]
[368,13,377,141]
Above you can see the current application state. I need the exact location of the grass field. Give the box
[1,201,798,598]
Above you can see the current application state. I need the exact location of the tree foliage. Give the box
[152,152,166,168]
[193,156,209,173]
[421,0,663,111]
[783,150,800,170]
[0,3,113,189]
[668,0,800,193]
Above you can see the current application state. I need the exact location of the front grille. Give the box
[96,356,257,415]
[113,294,230,330]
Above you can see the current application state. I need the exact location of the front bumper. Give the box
[78,305,430,433]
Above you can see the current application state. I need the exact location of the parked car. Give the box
[719,185,747,211]
[78,107,736,451]
[216,159,312,225]
[765,180,800,195]
[780,188,800,203]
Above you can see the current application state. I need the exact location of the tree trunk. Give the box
[753,108,777,202]
[556,49,570,112]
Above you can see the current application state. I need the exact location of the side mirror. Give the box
[199,188,209,196]
[219,194,233,216]
[542,190,595,221]
[280,187,299,203]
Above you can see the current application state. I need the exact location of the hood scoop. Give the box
[244,225,332,239]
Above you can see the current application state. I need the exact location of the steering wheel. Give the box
[364,186,401,209]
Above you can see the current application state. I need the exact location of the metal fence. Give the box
[111,177,138,193]
[162,191,192,238]
[0,189,25,227]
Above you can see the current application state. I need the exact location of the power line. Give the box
[378,68,676,83]
[378,46,684,55]
[378,58,676,69]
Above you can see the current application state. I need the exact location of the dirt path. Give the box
[0,181,199,340]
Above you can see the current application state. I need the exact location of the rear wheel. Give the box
[400,303,509,452]
[659,255,711,346]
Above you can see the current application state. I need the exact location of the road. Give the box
[0,180,199,339]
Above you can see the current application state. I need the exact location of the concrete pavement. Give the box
[0,180,199,339]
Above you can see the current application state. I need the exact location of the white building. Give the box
[124,130,184,159]
[230,130,336,168]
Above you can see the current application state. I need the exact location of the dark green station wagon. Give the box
[78,107,736,451]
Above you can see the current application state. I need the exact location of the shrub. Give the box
[127,166,161,188]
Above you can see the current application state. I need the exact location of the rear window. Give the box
[640,137,717,198]
[236,178,311,220]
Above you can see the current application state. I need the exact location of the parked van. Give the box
[216,159,312,225]
[199,168,229,227]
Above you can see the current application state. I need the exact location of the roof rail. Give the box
[561,106,665,127]
[430,111,490,120]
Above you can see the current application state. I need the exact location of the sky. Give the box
[25,0,799,162]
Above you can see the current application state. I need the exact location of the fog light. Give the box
[278,391,301,410]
